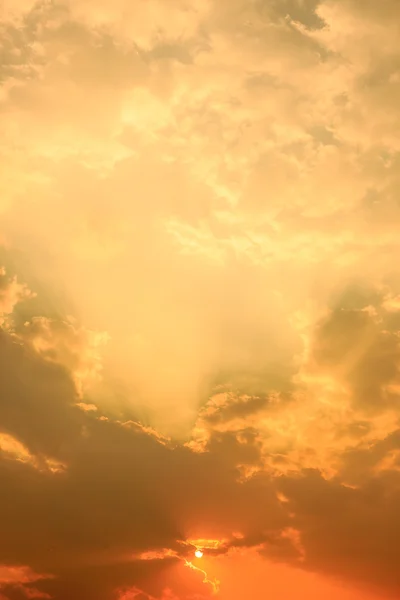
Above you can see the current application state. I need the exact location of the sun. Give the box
[194,550,203,558]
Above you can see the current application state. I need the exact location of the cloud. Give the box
[278,464,400,596]
[117,588,180,600]
[2,0,400,435]
[1,0,400,598]
[1,297,400,597]
[0,565,52,600]
[20,316,109,396]
[3,275,400,597]
[0,267,34,327]
[0,304,288,597]
[308,305,400,413]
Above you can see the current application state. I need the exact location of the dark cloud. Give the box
[310,303,400,413]
[267,0,326,30]
[0,324,288,598]
[204,429,263,470]
[2,303,400,598]
[0,330,82,458]
[279,461,400,598]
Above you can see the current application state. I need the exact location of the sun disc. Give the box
[195,550,203,558]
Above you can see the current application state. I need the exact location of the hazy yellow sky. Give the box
[1,0,400,598]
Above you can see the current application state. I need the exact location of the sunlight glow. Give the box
[185,559,220,594]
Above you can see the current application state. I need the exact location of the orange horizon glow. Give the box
[184,559,220,595]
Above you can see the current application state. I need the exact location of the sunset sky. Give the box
[1,0,400,598]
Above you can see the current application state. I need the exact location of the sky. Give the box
[1,0,400,598]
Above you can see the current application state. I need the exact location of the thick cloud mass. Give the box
[1,0,400,598]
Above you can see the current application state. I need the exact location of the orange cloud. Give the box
[0,267,34,327]
[2,0,400,598]
[0,565,52,599]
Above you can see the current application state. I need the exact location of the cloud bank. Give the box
[1,0,400,598]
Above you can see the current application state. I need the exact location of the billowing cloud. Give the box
[0,267,34,327]
[1,0,400,598]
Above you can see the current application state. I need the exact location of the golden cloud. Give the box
[1,0,400,598]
